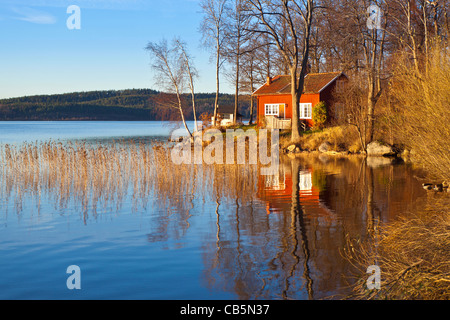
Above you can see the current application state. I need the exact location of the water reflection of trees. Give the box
[201,155,425,300]
[201,158,318,299]
[0,142,425,299]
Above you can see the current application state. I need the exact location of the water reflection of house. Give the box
[258,162,335,222]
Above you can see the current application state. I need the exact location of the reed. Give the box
[343,196,450,300]
[1,140,152,215]
[0,139,262,219]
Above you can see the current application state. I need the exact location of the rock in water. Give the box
[286,144,296,153]
[366,141,396,157]
[422,183,433,190]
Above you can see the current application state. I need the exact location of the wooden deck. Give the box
[265,117,292,130]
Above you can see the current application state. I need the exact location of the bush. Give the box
[199,112,213,128]
[343,197,450,300]
[312,101,327,129]
[390,43,450,180]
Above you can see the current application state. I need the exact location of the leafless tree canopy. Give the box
[146,39,198,138]
[200,0,229,126]
[146,0,450,144]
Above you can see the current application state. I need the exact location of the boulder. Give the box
[422,183,433,190]
[286,144,297,153]
[318,141,332,153]
[366,141,396,157]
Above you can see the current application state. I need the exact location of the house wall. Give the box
[257,93,320,127]
[299,93,320,127]
[256,73,349,128]
[319,74,348,123]
[256,94,291,127]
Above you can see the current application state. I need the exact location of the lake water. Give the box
[0,121,428,300]
[0,121,196,144]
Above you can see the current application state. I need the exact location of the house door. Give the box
[279,104,285,119]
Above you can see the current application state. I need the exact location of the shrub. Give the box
[312,101,327,129]
[390,43,450,180]
[199,112,213,128]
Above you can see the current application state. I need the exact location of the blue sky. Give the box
[0,0,226,99]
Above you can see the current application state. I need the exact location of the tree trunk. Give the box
[191,90,197,132]
[176,93,192,140]
[248,61,255,125]
[290,70,301,142]
[423,0,429,74]
[234,45,240,125]
[176,39,198,132]
[213,39,220,127]
[367,86,376,143]
[367,28,378,143]
[291,0,313,142]
[249,96,254,125]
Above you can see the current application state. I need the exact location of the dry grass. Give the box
[343,196,450,300]
[280,125,362,153]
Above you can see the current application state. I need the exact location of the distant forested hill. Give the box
[0,89,252,121]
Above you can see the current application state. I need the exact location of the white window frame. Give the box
[299,103,312,119]
[264,104,280,116]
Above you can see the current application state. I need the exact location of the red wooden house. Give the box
[252,72,348,129]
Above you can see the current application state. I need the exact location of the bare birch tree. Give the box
[223,0,253,124]
[146,39,193,139]
[200,0,229,126]
[174,38,199,132]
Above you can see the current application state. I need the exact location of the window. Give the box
[334,103,345,121]
[336,80,345,93]
[265,104,280,116]
[264,172,286,190]
[299,171,312,192]
[299,103,312,119]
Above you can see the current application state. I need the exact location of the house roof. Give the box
[253,72,345,96]
[217,105,243,117]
